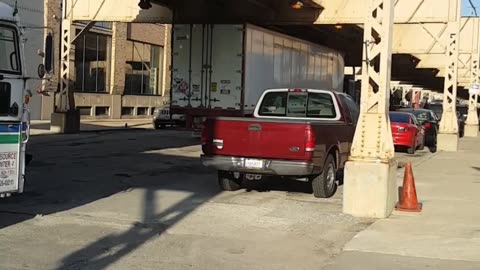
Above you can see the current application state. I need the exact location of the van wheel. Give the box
[312,155,337,198]
[218,171,242,191]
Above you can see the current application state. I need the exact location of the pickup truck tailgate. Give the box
[202,118,311,160]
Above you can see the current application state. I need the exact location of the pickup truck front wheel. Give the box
[312,155,337,198]
[218,171,242,191]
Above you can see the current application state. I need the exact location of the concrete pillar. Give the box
[111,95,122,119]
[108,22,129,119]
[110,22,128,96]
[438,0,461,151]
[343,0,397,219]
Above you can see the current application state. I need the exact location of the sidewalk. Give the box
[325,136,480,270]
[30,119,154,136]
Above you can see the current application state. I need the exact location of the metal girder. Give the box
[64,0,172,22]
[71,21,96,43]
[58,18,74,112]
[437,0,461,151]
[315,0,451,24]
[465,16,479,132]
[415,53,472,69]
[392,17,478,54]
[349,0,395,161]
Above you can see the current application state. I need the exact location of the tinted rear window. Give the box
[390,113,410,123]
[258,91,337,119]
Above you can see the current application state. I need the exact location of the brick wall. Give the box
[127,23,165,45]
[111,22,128,96]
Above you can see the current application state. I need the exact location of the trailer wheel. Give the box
[312,154,337,198]
[218,171,242,191]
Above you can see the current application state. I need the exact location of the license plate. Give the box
[245,159,264,169]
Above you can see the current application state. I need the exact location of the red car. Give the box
[390,112,425,154]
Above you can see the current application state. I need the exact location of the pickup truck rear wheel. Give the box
[218,171,242,191]
[312,155,337,198]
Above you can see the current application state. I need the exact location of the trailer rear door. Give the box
[171,24,244,110]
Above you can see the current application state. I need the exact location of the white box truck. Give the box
[170,23,345,132]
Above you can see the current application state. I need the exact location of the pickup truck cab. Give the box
[201,88,359,198]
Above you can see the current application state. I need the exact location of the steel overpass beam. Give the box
[315,0,451,24]
[64,0,172,22]
[343,0,397,219]
[437,0,461,152]
[391,18,477,54]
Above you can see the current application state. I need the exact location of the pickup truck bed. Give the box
[202,117,352,176]
[201,88,359,198]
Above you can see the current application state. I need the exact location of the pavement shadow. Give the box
[241,169,345,195]
[0,130,202,229]
[32,120,152,133]
[54,186,217,270]
[243,176,313,194]
[0,129,223,269]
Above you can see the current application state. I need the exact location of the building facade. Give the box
[8,0,171,120]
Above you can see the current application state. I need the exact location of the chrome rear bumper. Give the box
[201,155,316,176]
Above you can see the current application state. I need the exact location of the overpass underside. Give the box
[150,0,470,98]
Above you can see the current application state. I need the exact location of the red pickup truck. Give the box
[201,88,359,198]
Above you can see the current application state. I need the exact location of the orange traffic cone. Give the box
[396,162,422,212]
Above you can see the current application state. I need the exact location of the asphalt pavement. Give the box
[0,128,464,270]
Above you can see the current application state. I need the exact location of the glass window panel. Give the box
[0,27,20,73]
[124,41,163,95]
[74,31,110,92]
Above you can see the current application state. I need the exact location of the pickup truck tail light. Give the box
[305,126,315,152]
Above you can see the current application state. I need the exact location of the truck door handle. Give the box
[248,124,262,131]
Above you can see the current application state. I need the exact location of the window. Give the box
[258,91,337,119]
[413,111,430,122]
[95,106,110,116]
[0,26,20,74]
[389,113,410,124]
[137,107,149,115]
[78,106,92,116]
[74,31,110,92]
[124,41,163,95]
[412,115,420,126]
[122,107,134,115]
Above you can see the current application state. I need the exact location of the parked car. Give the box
[424,102,465,137]
[390,112,425,154]
[152,107,185,129]
[397,108,439,147]
[201,88,360,198]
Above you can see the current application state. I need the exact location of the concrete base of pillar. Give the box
[464,124,479,137]
[50,110,80,134]
[343,159,398,219]
[437,133,459,152]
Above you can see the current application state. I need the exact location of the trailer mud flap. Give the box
[0,123,21,194]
